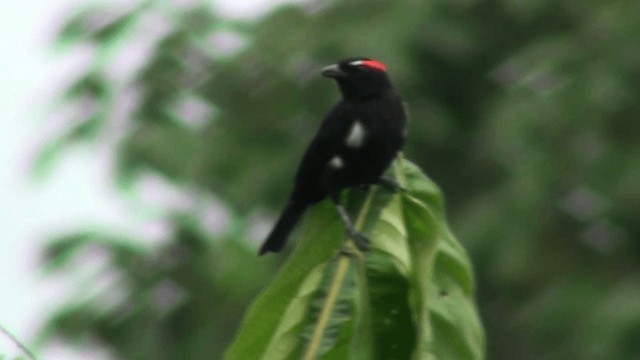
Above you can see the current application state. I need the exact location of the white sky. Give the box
[0,1,143,358]
[0,0,295,358]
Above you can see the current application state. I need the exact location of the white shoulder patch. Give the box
[345,121,366,148]
[329,156,344,169]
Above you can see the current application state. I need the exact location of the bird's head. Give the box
[321,57,392,100]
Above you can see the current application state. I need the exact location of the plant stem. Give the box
[0,323,37,360]
[302,188,376,360]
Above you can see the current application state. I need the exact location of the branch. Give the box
[302,187,376,360]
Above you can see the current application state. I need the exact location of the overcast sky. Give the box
[0,0,150,360]
[0,0,294,358]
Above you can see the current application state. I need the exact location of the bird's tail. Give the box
[259,201,306,255]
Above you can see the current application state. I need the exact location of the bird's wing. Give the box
[293,103,354,187]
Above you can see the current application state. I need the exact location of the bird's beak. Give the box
[321,64,346,78]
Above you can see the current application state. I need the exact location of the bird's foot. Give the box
[377,178,406,193]
[339,245,357,257]
[346,228,370,252]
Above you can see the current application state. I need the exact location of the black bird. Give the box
[259,57,407,255]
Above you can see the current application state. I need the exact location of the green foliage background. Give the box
[38,0,640,359]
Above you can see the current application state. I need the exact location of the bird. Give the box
[258,57,407,255]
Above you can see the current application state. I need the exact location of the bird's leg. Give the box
[330,193,371,252]
[336,204,371,251]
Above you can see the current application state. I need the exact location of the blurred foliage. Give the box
[41,216,275,359]
[39,0,640,359]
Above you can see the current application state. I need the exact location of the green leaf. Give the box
[224,159,484,360]
[223,200,344,360]
[56,4,146,46]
